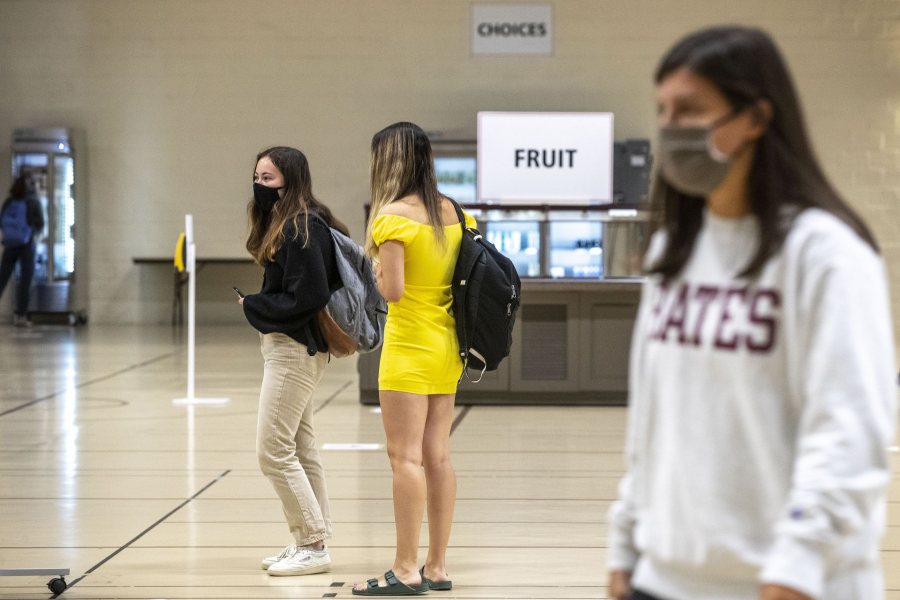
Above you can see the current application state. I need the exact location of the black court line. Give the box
[0,351,176,418]
[450,405,471,435]
[314,379,353,415]
[59,469,231,596]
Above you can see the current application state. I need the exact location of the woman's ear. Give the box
[749,98,773,138]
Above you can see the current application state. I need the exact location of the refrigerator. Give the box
[10,128,87,323]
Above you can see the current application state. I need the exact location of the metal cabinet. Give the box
[509,293,581,393]
[578,297,639,394]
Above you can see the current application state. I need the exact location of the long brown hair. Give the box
[364,122,445,257]
[9,174,31,198]
[649,26,878,281]
[245,146,348,265]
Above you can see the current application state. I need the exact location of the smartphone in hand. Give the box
[232,286,245,298]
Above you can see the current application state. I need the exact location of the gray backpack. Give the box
[319,221,387,356]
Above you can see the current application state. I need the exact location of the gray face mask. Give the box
[656,112,738,197]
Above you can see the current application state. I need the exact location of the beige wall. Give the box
[1,0,898,342]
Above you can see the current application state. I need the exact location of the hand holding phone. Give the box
[232,286,245,298]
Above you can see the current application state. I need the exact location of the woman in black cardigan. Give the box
[240,146,348,577]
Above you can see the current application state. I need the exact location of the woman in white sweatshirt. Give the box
[607,26,897,600]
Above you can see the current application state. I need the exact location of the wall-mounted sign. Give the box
[471,4,553,56]
[477,112,614,204]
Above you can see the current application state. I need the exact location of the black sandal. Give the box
[352,570,429,596]
[419,566,452,591]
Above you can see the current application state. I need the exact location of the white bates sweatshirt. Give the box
[607,208,897,600]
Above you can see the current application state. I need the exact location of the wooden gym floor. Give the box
[0,324,897,599]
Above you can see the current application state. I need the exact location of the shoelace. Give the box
[280,548,325,564]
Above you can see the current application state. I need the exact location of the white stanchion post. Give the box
[186,235,196,401]
[174,214,229,406]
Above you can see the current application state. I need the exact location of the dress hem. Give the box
[378,383,459,396]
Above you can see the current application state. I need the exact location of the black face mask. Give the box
[253,183,282,211]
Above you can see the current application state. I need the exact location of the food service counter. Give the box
[357,278,643,405]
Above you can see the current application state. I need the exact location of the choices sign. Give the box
[471,4,552,56]
[477,112,615,204]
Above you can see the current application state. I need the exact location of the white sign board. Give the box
[477,112,614,204]
[471,4,553,56]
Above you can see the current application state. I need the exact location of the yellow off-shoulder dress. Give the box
[372,211,477,395]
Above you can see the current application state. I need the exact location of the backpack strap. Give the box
[448,197,466,236]
[303,211,331,356]
[447,198,470,374]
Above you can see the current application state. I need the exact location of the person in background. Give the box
[607,26,896,600]
[240,146,349,577]
[0,174,45,327]
[352,122,476,596]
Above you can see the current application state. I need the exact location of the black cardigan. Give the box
[242,217,340,355]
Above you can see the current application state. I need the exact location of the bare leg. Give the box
[422,393,456,583]
[353,390,427,592]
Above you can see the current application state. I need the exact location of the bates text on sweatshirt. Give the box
[647,282,782,353]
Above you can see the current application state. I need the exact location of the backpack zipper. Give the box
[507,284,517,316]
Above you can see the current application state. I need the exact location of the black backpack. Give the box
[449,199,521,381]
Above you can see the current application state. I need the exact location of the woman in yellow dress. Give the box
[353,122,475,597]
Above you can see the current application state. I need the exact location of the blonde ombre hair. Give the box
[246,146,348,265]
[364,122,446,257]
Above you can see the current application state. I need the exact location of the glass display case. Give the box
[463,205,648,280]
[11,132,77,285]
[10,127,87,322]
[429,137,651,281]
[484,220,541,277]
[548,221,603,278]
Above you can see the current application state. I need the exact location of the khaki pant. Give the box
[257,333,332,545]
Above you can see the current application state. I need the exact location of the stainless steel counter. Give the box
[522,278,643,292]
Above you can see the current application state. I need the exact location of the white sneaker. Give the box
[267,547,331,576]
[261,544,297,570]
